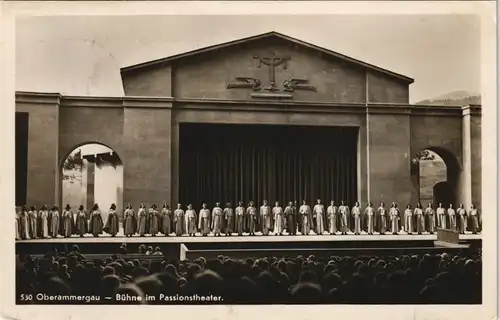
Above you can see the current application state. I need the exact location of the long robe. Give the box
[365,206,375,234]
[173,209,185,236]
[377,206,388,234]
[185,209,197,235]
[299,205,312,235]
[28,210,38,239]
[389,208,400,234]
[273,206,285,234]
[39,210,49,238]
[89,210,104,236]
[403,209,413,234]
[469,208,480,233]
[436,207,446,229]
[246,206,257,234]
[235,206,245,235]
[224,207,234,234]
[425,207,436,233]
[313,204,325,235]
[149,209,160,235]
[327,205,338,234]
[284,205,297,235]
[161,208,172,235]
[211,207,224,235]
[137,208,147,236]
[75,210,88,236]
[260,205,271,235]
[447,208,457,231]
[104,209,120,236]
[62,210,74,237]
[338,205,350,234]
[50,210,60,238]
[123,209,136,236]
[414,208,424,233]
[352,206,361,234]
[198,208,211,235]
[457,208,467,233]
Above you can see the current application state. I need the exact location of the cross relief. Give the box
[227,54,316,99]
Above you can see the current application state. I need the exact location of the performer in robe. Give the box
[284,201,297,235]
[447,204,457,231]
[260,200,271,236]
[389,202,400,235]
[327,201,338,235]
[161,203,172,236]
[20,206,31,239]
[211,202,224,236]
[50,205,60,238]
[15,208,20,240]
[457,203,467,234]
[246,201,257,235]
[436,203,446,229]
[89,204,104,237]
[235,201,245,236]
[39,205,49,239]
[198,203,210,236]
[185,204,198,236]
[62,204,74,238]
[104,203,120,237]
[299,200,312,235]
[136,203,148,236]
[173,203,185,236]
[28,206,38,239]
[338,201,350,235]
[351,202,361,235]
[468,204,480,234]
[75,205,88,237]
[313,199,325,235]
[425,203,436,234]
[224,202,234,236]
[149,204,160,236]
[365,202,375,235]
[404,204,413,234]
[377,202,388,235]
[414,203,424,234]
[123,204,136,237]
[272,201,285,236]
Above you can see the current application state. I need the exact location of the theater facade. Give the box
[15,32,482,211]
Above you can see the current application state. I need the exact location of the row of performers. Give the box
[15,200,482,239]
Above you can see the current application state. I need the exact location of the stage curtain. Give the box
[179,124,358,210]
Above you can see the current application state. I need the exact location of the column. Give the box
[461,107,472,207]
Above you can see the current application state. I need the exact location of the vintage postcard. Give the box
[0,1,497,320]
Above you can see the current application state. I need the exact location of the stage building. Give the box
[15,31,482,211]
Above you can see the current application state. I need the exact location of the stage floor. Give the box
[16,230,482,244]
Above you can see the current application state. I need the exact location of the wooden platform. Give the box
[15,231,482,244]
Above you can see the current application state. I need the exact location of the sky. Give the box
[15,15,481,103]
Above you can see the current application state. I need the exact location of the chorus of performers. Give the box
[14,199,482,239]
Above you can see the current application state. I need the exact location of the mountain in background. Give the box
[416,90,481,106]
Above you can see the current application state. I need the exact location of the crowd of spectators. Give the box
[16,245,481,304]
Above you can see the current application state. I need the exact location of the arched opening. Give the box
[60,143,124,224]
[412,147,461,206]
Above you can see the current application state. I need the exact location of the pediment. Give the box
[121,32,412,103]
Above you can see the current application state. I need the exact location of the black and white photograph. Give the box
[2,2,497,317]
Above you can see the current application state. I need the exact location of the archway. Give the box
[60,143,124,224]
[412,147,461,207]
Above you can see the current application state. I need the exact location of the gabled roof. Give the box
[120,31,414,83]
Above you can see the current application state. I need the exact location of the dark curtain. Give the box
[179,124,358,210]
[15,112,29,206]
